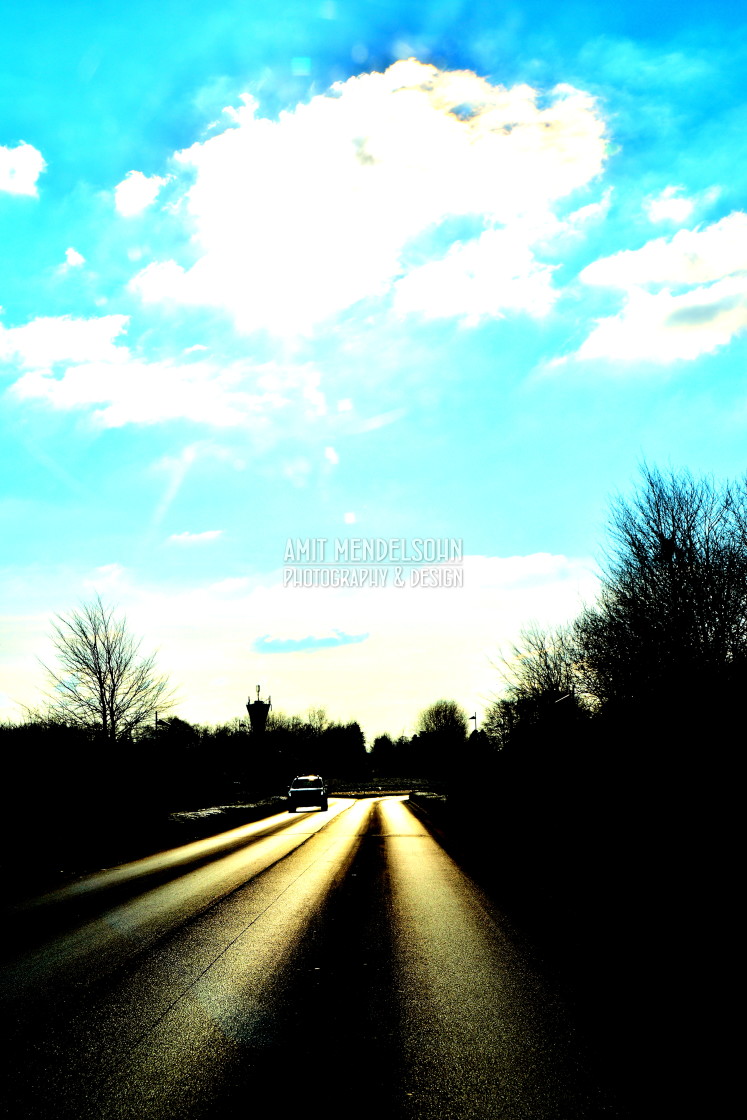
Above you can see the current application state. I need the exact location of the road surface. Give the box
[1,797,627,1118]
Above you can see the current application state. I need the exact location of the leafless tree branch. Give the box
[40,595,175,742]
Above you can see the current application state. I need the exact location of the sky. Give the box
[1,0,746,741]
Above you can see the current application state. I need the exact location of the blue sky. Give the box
[1,1,746,739]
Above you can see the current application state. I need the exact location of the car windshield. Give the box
[293,777,321,788]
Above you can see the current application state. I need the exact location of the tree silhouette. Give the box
[416,698,469,738]
[415,699,468,778]
[41,595,174,744]
[574,466,747,725]
[483,624,587,750]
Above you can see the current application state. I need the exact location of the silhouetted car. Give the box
[287,774,328,812]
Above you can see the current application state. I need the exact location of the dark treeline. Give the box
[471,464,745,877]
[136,708,368,809]
[443,465,743,1111]
[0,709,367,810]
[0,709,367,886]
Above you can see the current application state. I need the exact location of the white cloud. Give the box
[168,530,224,545]
[643,185,721,225]
[0,142,45,196]
[130,60,607,332]
[581,211,747,290]
[355,408,405,432]
[10,354,323,428]
[0,314,129,368]
[3,313,328,428]
[565,187,613,229]
[394,226,558,322]
[114,170,169,216]
[151,445,199,528]
[644,185,694,225]
[324,446,339,465]
[63,247,85,269]
[576,278,747,364]
[82,563,128,593]
[572,212,747,363]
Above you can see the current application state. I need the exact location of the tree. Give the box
[500,623,581,703]
[321,720,367,777]
[41,595,174,744]
[483,623,587,750]
[574,466,747,726]
[415,699,468,778]
[370,733,396,772]
[416,698,469,739]
[306,706,330,736]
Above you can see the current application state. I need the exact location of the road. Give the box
[1,797,627,1118]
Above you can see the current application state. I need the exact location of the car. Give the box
[287,774,328,812]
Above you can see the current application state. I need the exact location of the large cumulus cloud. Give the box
[130,60,608,333]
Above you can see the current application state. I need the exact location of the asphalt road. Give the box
[1,797,628,1118]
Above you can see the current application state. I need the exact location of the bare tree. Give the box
[499,623,581,704]
[483,624,588,750]
[574,466,747,716]
[41,595,175,743]
[306,707,329,735]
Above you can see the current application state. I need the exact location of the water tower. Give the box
[246,685,271,735]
